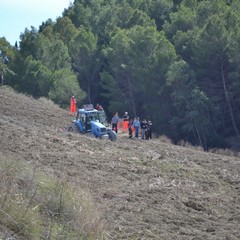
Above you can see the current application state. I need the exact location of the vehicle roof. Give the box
[78,108,98,114]
[78,104,98,114]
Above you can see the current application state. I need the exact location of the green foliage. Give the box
[0,38,16,85]
[139,0,174,29]
[49,68,86,107]
[167,60,211,148]
[100,70,126,114]
[69,28,99,103]
[64,0,92,29]
[39,19,55,39]
[36,34,71,72]
[54,17,78,45]
[191,1,240,139]
[163,4,196,40]
[19,27,39,58]
[4,0,240,149]
[103,25,176,120]
[20,56,52,97]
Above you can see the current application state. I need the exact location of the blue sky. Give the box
[0,0,71,45]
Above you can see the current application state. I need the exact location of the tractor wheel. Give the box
[107,129,117,142]
[68,124,78,133]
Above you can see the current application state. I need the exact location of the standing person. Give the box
[122,112,129,132]
[123,112,129,121]
[133,117,140,138]
[128,119,133,138]
[111,112,119,133]
[96,103,103,110]
[69,96,77,116]
[140,119,148,140]
[146,120,153,140]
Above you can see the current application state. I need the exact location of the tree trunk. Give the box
[221,63,240,139]
[127,75,136,117]
[192,118,203,149]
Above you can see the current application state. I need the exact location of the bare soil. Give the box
[0,87,240,240]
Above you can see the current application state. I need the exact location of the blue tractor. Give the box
[68,104,117,141]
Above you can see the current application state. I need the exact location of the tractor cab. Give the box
[69,104,116,141]
[75,104,108,133]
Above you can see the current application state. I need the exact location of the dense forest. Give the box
[1,0,240,150]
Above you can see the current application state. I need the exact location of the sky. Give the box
[0,0,71,45]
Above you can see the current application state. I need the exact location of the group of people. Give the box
[69,97,153,140]
[111,112,153,140]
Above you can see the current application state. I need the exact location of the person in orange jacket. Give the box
[122,112,129,132]
[69,96,77,115]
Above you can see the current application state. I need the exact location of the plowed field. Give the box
[1,87,240,240]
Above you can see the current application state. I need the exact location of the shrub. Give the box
[0,155,105,240]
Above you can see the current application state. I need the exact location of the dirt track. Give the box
[0,87,240,240]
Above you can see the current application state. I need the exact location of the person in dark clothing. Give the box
[146,120,153,140]
[140,119,148,139]
[128,119,133,138]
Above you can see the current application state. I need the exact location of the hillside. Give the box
[0,87,240,240]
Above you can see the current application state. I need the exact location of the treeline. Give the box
[1,0,240,149]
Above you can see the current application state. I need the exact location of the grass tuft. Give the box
[0,155,105,240]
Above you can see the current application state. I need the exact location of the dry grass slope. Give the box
[0,86,240,240]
